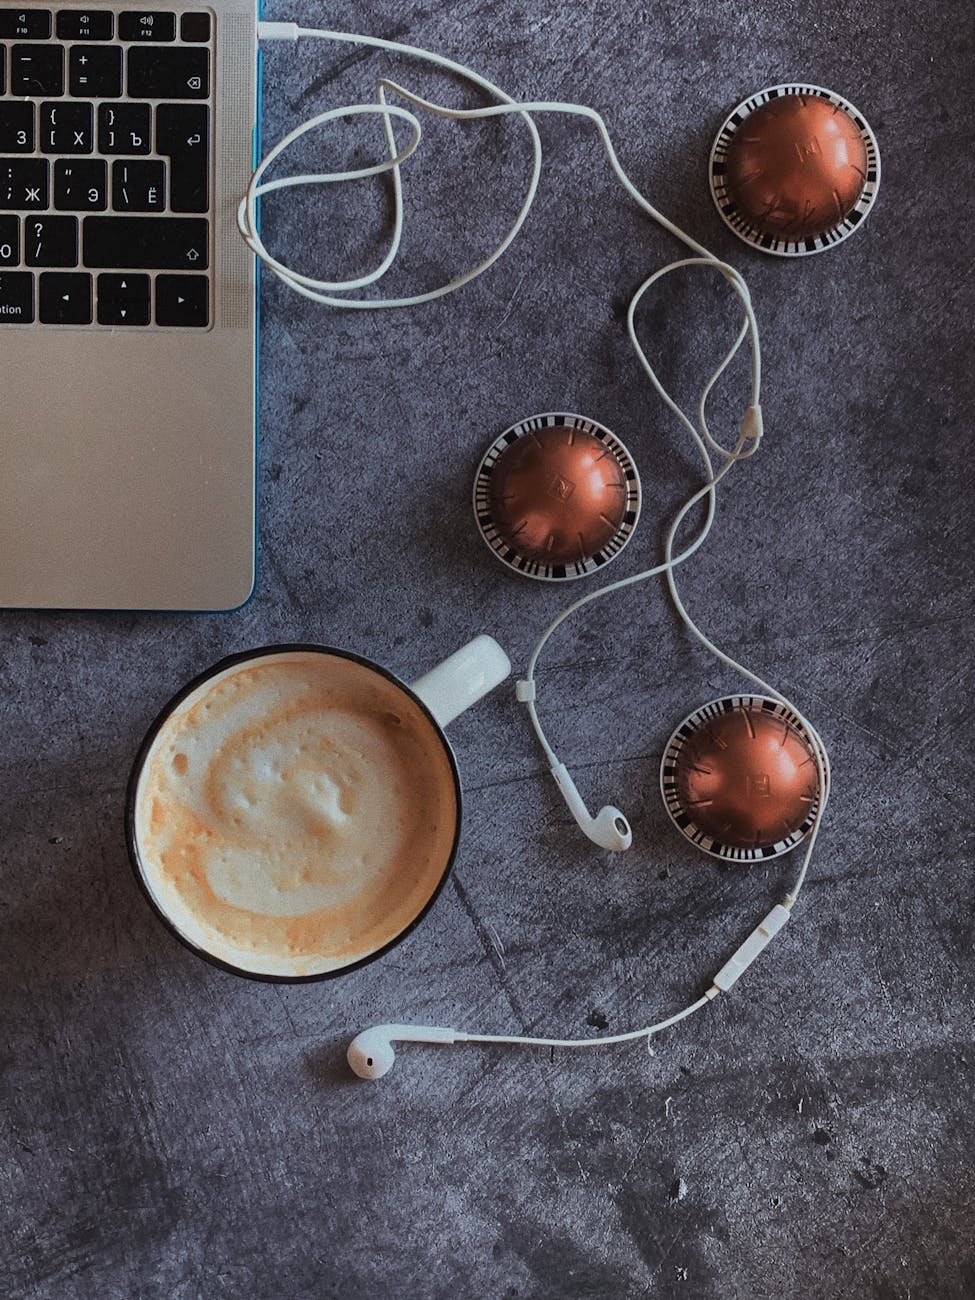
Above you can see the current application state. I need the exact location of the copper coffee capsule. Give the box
[709,84,880,256]
[660,697,825,861]
[473,413,641,581]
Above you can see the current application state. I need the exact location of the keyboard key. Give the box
[0,9,52,38]
[119,10,175,41]
[11,43,64,95]
[0,158,49,209]
[0,104,35,153]
[180,12,210,42]
[156,272,208,327]
[54,158,107,210]
[39,271,92,323]
[97,102,151,154]
[1,47,5,95]
[96,271,149,324]
[25,214,78,266]
[128,47,207,99]
[156,103,207,212]
[0,216,19,266]
[0,271,34,323]
[70,45,122,97]
[57,9,114,40]
[40,102,93,153]
[112,158,165,211]
[83,216,208,269]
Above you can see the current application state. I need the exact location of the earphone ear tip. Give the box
[347,1033,395,1079]
[597,805,632,851]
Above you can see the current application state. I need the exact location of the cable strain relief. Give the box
[740,403,763,443]
[515,679,536,703]
[257,20,299,41]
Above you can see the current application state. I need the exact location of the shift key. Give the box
[83,216,208,269]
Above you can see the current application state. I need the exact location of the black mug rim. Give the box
[124,643,465,984]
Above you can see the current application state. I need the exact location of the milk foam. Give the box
[134,652,458,976]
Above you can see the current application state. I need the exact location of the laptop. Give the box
[0,0,257,609]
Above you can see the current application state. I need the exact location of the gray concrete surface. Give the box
[2,0,974,1296]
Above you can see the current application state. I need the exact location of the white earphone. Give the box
[347,903,793,1078]
[247,23,830,1076]
[551,764,632,852]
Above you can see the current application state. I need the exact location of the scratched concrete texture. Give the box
[2,0,974,1296]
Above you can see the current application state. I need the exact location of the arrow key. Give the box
[156,273,208,328]
[39,272,92,325]
[97,272,150,325]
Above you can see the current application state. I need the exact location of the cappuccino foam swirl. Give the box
[134,652,458,976]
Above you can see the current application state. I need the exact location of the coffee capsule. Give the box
[660,696,825,861]
[473,413,641,581]
[709,84,880,256]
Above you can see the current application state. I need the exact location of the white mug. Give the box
[125,636,511,980]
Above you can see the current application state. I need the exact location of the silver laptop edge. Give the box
[0,0,257,610]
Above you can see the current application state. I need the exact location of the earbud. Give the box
[346,1024,460,1079]
[550,762,632,851]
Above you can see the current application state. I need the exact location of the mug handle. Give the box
[410,635,511,729]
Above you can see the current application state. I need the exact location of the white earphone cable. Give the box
[250,23,829,1057]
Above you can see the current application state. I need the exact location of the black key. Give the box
[119,10,175,41]
[128,47,207,99]
[40,102,93,154]
[156,273,208,327]
[97,102,151,154]
[0,158,49,209]
[0,271,34,323]
[96,271,150,324]
[0,9,52,38]
[57,9,114,40]
[69,45,122,97]
[0,104,35,154]
[39,271,92,323]
[112,158,165,211]
[156,103,208,212]
[180,12,210,42]
[54,158,107,210]
[83,216,208,269]
[11,43,64,95]
[0,216,19,266]
[25,214,78,266]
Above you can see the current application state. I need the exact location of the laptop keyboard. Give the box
[0,5,212,328]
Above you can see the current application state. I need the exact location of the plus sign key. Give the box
[70,45,123,97]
